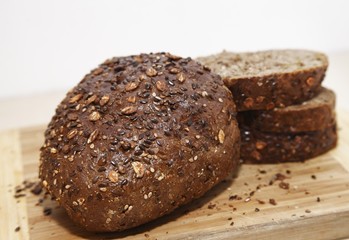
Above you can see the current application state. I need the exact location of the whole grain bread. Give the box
[240,123,337,164]
[239,87,336,133]
[39,53,240,232]
[197,49,328,111]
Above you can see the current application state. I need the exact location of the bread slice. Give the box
[240,123,337,164]
[238,87,336,133]
[197,49,328,111]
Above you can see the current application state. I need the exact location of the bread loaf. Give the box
[197,50,328,111]
[239,87,336,133]
[39,52,240,232]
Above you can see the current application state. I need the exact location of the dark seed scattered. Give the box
[30,183,43,195]
[123,158,130,165]
[147,149,155,155]
[229,195,238,201]
[14,193,26,198]
[97,167,107,172]
[279,182,290,190]
[207,203,216,209]
[121,142,131,151]
[269,198,277,205]
[98,183,107,188]
[144,139,153,145]
[134,149,143,156]
[156,140,163,146]
[109,146,117,152]
[43,207,52,216]
[145,83,152,90]
[92,176,99,184]
[153,96,162,102]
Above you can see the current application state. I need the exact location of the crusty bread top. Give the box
[39,52,240,232]
[197,49,328,80]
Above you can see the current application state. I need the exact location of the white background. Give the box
[1,0,349,107]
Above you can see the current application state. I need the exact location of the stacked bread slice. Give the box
[197,49,338,163]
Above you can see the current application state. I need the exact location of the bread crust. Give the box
[239,87,336,133]
[39,53,240,232]
[240,124,337,164]
[197,50,328,111]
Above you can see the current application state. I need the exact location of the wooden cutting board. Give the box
[1,111,349,240]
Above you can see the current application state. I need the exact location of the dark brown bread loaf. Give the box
[239,87,336,133]
[240,123,337,164]
[39,53,240,232]
[197,50,328,111]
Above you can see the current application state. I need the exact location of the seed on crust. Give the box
[131,161,145,178]
[125,82,139,92]
[89,111,101,121]
[121,106,138,115]
[69,94,83,103]
[77,198,85,205]
[86,95,97,105]
[49,130,56,138]
[218,129,225,144]
[169,68,179,74]
[176,73,186,83]
[108,170,119,183]
[146,67,158,77]
[165,52,182,60]
[100,95,110,106]
[67,129,78,139]
[127,96,136,103]
[139,74,147,81]
[156,81,167,92]
[50,148,57,154]
[87,129,99,144]
[42,180,48,187]
[92,68,104,76]
[67,113,78,121]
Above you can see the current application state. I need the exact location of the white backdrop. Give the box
[1,0,349,100]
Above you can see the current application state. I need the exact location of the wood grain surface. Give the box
[1,111,349,240]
